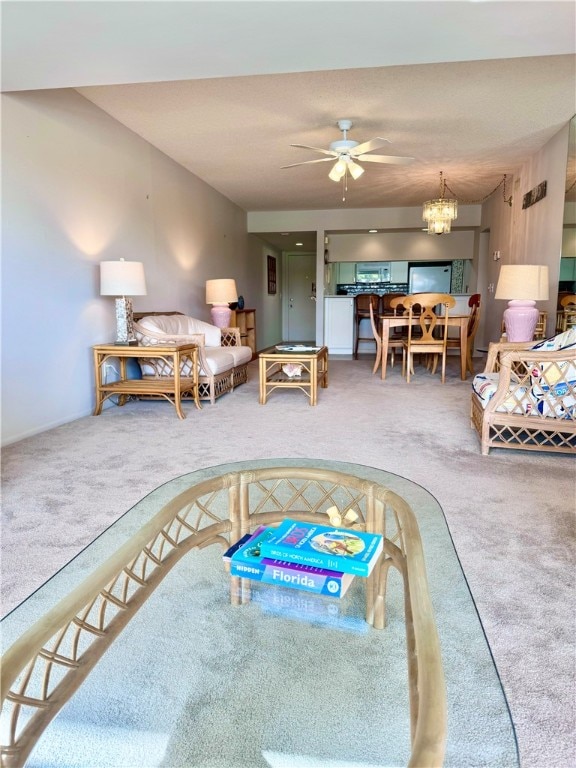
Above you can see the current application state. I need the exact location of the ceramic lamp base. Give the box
[115,296,136,343]
[503,300,538,342]
[210,304,232,328]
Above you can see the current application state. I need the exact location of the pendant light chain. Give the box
[443,174,513,207]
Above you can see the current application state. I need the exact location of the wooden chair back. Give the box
[389,295,408,315]
[370,301,403,372]
[467,294,481,340]
[559,295,576,332]
[355,293,380,317]
[381,293,407,315]
[404,293,456,345]
[533,311,548,340]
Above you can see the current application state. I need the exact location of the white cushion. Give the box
[138,315,222,347]
[139,347,234,378]
[224,346,252,366]
[202,348,235,375]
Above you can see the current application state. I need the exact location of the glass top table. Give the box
[1,460,518,768]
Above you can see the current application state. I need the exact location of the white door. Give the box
[285,253,317,341]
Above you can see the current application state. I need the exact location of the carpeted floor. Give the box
[1,356,575,767]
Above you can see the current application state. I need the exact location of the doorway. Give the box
[284,252,317,341]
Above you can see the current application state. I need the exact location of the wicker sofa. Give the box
[471,329,576,455]
[133,313,252,404]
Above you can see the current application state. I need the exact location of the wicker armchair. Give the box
[471,335,576,455]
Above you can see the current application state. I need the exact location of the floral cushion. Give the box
[472,329,576,417]
[530,327,576,352]
[472,372,534,414]
[528,329,576,419]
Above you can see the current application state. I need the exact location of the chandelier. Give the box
[422,171,457,235]
[422,170,513,235]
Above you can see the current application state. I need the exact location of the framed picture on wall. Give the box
[267,255,277,294]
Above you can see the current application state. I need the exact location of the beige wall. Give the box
[480,123,569,343]
[327,230,475,263]
[1,89,255,445]
[247,235,283,350]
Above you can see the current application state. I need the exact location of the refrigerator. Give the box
[408,263,452,293]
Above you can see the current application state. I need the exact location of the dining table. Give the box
[379,314,471,381]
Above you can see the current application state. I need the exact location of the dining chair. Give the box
[354,293,380,359]
[368,302,382,374]
[533,310,548,340]
[446,293,481,375]
[369,301,403,374]
[380,292,407,315]
[560,294,576,332]
[401,293,456,383]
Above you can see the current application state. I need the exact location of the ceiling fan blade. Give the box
[281,157,336,169]
[356,154,415,165]
[351,137,390,155]
[290,143,338,157]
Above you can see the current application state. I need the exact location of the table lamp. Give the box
[206,278,238,328]
[495,264,549,342]
[100,259,147,344]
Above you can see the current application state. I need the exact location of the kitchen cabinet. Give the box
[324,297,354,355]
[337,263,356,283]
[390,261,409,282]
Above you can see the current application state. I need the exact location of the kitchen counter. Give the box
[335,282,409,295]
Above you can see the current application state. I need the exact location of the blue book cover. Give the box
[259,518,383,577]
[230,525,354,598]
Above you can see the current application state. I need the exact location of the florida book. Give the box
[259,518,383,577]
[228,525,354,598]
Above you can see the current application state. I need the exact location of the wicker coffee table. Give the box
[1,461,518,768]
[258,344,328,405]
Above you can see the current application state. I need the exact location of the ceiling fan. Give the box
[282,119,415,183]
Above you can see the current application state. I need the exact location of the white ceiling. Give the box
[2,1,576,218]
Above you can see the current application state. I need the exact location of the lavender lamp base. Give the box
[210,304,232,328]
[503,300,539,342]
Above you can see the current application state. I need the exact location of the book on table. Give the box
[258,518,383,577]
[274,344,321,352]
[226,525,354,598]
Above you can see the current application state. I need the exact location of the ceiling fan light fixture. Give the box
[328,158,347,182]
[348,160,365,180]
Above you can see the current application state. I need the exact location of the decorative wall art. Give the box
[522,181,547,209]
[267,255,277,294]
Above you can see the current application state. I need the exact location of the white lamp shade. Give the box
[205,278,238,305]
[348,160,365,180]
[495,265,549,301]
[100,260,147,296]
[328,159,347,182]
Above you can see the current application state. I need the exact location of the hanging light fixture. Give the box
[328,155,365,183]
[422,171,458,235]
[328,157,347,182]
[328,154,365,201]
[347,159,365,180]
[422,171,513,235]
